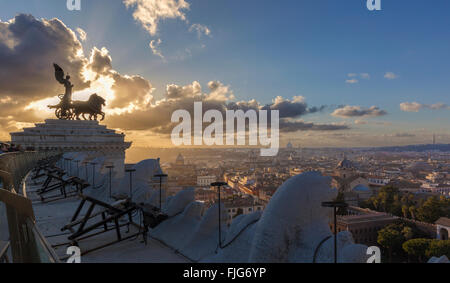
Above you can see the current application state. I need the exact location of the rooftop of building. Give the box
[435,217,450,227]
[338,213,398,225]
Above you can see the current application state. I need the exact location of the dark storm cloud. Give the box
[332,105,387,118]
[0,14,90,101]
[0,14,156,126]
[261,96,326,118]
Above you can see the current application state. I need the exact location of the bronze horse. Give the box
[72,93,106,121]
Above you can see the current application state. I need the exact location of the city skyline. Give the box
[1,0,450,148]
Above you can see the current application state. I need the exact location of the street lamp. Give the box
[125,168,136,201]
[106,165,115,198]
[321,201,348,263]
[83,161,89,183]
[211,182,228,250]
[90,162,97,189]
[64,158,69,172]
[67,158,73,175]
[154,174,168,211]
[74,160,80,177]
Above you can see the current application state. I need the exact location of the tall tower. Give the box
[433,134,436,145]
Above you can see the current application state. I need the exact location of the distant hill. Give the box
[370,144,450,152]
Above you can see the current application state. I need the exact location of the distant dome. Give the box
[353,184,370,192]
[337,158,355,169]
[286,142,293,149]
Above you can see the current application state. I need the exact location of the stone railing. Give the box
[0,151,62,263]
[0,151,61,194]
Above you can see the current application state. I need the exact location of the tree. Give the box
[401,226,414,241]
[426,240,450,259]
[409,206,416,220]
[402,238,432,262]
[377,227,404,262]
[416,197,443,223]
[402,205,409,218]
[378,185,399,212]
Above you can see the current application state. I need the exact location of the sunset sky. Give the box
[0,0,450,148]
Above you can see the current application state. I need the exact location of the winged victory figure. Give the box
[48,64,106,121]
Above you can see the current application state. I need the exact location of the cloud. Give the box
[384,72,398,80]
[0,14,348,140]
[109,72,154,108]
[0,14,157,130]
[261,96,326,118]
[87,47,112,75]
[149,38,164,59]
[332,105,388,118]
[279,119,350,133]
[394,133,416,138]
[354,120,368,125]
[345,73,369,84]
[123,0,190,36]
[0,14,90,101]
[346,79,358,84]
[360,73,370,79]
[400,102,450,112]
[189,23,211,38]
[76,27,87,41]
[166,81,202,99]
[107,81,342,134]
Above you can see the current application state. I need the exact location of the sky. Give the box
[0,0,449,148]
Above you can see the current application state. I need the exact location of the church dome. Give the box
[337,158,355,169]
[353,184,370,192]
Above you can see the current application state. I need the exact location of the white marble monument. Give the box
[10,119,131,175]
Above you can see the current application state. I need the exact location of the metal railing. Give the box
[0,151,62,263]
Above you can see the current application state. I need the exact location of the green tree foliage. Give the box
[402,205,409,218]
[426,240,450,258]
[361,185,449,224]
[377,221,424,262]
[416,196,448,223]
[402,238,432,262]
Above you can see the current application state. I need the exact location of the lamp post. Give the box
[106,165,114,198]
[211,182,228,249]
[67,158,73,175]
[321,201,348,263]
[64,158,69,172]
[125,168,136,201]
[154,174,168,211]
[75,160,80,177]
[90,162,97,189]
[83,162,88,183]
